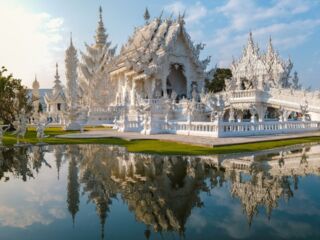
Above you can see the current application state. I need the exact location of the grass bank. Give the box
[2,127,320,155]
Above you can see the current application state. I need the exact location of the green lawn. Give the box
[2,127,320,155]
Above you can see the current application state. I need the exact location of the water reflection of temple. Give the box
[1,144,320,238]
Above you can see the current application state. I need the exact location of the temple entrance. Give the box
[167,64,187,99]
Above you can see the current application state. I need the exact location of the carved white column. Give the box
[229,106,235,122]
[131,79,136,106]
[257,105,267,122]
[161,75,167,98]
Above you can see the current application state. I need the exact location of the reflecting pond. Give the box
[0,144,320,239]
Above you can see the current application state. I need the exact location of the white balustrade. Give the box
[159,120,320,137]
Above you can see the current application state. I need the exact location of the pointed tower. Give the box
[264,37,276,75]
[32,75,40,122]
[44,63,66,123]
[243,32,259,57]
[53,63,63,96]
[95,6,107,47]
[144,7,150,23]
[79,6,116,110]
[65,33,82,130]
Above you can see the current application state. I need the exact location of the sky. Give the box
[0,0,319,89]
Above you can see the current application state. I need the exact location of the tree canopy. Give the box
[0,66,32,124]
[205,68,232,93]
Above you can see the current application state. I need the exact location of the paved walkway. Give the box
[56,130,320,147]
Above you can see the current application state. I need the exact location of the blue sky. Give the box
[0,0,319,88]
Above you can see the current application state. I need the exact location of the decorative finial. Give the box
[144,7,150,23]
[182,10,186,19]
[55,63,60,79]
[70,32,73,46]
[158,10,164,20]
[95,6,107,46]
[99,6,103,21]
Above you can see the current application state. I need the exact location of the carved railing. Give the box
[231,89,260,99]
[157,120,320,137]
[219,121,320,137]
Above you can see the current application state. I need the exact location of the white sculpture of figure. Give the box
[0,123,10,146]
[229,106,235,122]
[141,105,151,135]
[186,100,195,123]
[12,108,28,144]
[210,111,217,122]
[300,101,308,122]
[191,83,198,101]
[36,121,49,143]
[278,106,285,122]
[113,116,119,130]
[249,104,257,123]
[171,91,177,103]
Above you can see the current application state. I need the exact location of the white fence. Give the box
[158,120,320,137]
[219,121,320,137]
[117,118,320,137]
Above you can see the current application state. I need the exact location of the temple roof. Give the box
[110,15,210,76]
[45,63,66,103]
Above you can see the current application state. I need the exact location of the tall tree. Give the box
[0,66,32,124]
[205,68,232,93]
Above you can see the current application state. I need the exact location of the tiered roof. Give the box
[111,14,210,76]
[45,63,66,103]
[231,32,293,89]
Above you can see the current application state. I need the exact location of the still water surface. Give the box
[0,144,320,240]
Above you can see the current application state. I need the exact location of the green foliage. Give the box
[205,68,232,93]
[0,66,32,124]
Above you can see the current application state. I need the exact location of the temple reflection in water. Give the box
[0,143,320,239]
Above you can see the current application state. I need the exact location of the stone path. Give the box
[56,129,320,147]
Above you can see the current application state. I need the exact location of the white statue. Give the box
[36,121,50,142]
[141,105,151,135]
[12,108,28,144]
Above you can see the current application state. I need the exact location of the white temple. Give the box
[44,63,67,124]
[33,7,320,137]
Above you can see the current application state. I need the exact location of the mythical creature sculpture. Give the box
[12,108,28,144]
[36,122,50,143]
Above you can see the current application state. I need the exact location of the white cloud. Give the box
[205,0,320,70]
[164,1,208,24]
[0,2,65,88]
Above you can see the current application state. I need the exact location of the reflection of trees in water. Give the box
[0,146,53,182]
[1,144,320,237]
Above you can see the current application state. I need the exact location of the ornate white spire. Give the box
[65,32,79,110]
[245,31,258,56]
[54,63,60,84]
[53,63,63,95]
[267,36,274,54]
[95,6,107,47]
